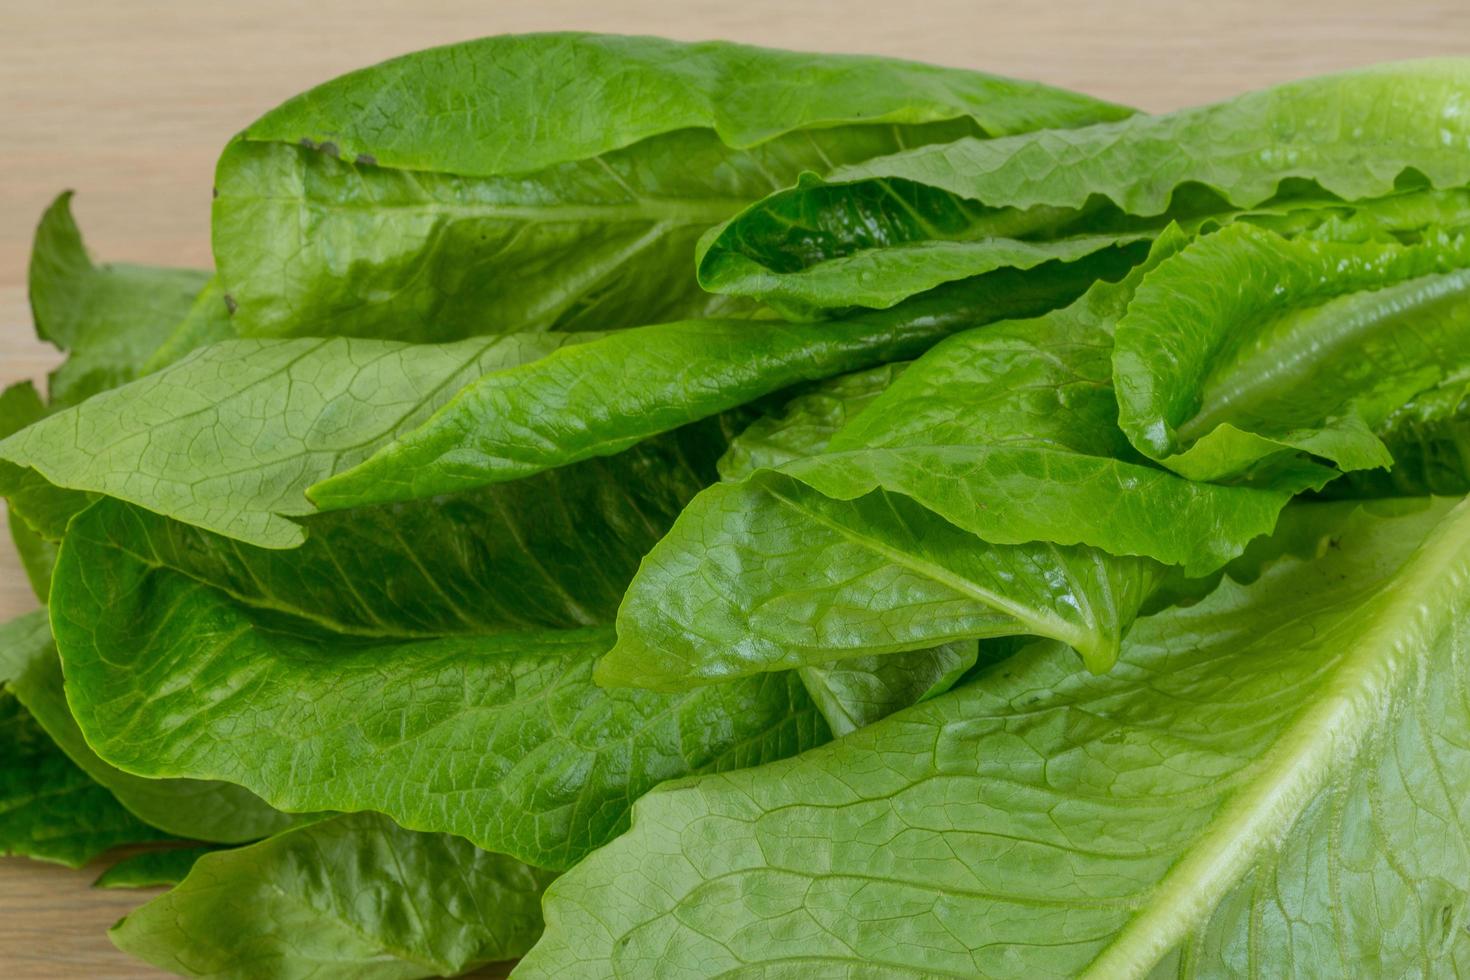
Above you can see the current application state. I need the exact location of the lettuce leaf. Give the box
[9,626,300,843]
[49,420,827,871]
[520,497,1470,977]
[113,813,554,979]
[0,333,585,547]
[29,193,211,407]
[697,59,1470,315]
[52,502,823,872]
[717,364,978,735]
[93,846,218,890]
[600,234,1313,689]
[310,253,1126,510]
[0,611,170,867]
[0,252,1124,546]
[1113,223,1470,482]
[214,32,1131,340]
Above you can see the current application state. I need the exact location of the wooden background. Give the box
[2,0,1466,975]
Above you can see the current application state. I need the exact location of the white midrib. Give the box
[1081,496,1470,978]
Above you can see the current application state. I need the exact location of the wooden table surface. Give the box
[3,0,1467,975]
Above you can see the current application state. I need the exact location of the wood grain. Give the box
[1,0,1465,975]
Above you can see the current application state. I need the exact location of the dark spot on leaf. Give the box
[319,141,340,158]
[355,153,377,167]
[1327,536,1341,550]
[299,137,317,150]
[223,294,238,315]
[211,186,218,199]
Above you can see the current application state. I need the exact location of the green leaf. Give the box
[139,275,237,374]
[0,691,166,868]
[600,472,1160,685]
[214,32,1131,340]
[521,496,1470,978]
[71,417,743,637]
[0,333,586,547]
[53,528,823,870]
[716,363,907,481]
[7,617,301,844]
[599,235,1313,690]
[113,812,555,979]
[310,251,1132,511]
[1114,223,1470,482]
[770,232,1328,577]
[697,59,1470,314]
[94,846,219,889]
[28,192,211,407]
[8,513,55,602]
[1325,376,1470,498]
[0,381,56,595]
[0,609,51,693]
[51,418,827,870]
[800,640,978,738]
[0,380,46,441]
[0,611,168,867]
[716,365,981,735]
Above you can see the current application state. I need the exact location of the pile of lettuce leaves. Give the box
[6,33,1470,978]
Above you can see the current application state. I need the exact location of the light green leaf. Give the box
[311,251,1131,511]
[29,192,211,407]
[215,32,1130,340]
[1114,223,1470,482]
[0,333,585,547]
[521,496,1470,978]
[697,59,1470,314]
[113,813,555,979]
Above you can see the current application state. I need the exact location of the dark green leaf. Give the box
[0,381,56,595]
[50,418,826,870]
[94,846,219,889]
[113,813,555,979]
[8,619,301,844]
[53,505,826,871]
[0,611,168,867]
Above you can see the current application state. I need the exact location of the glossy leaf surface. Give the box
[523,498,1470,978]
